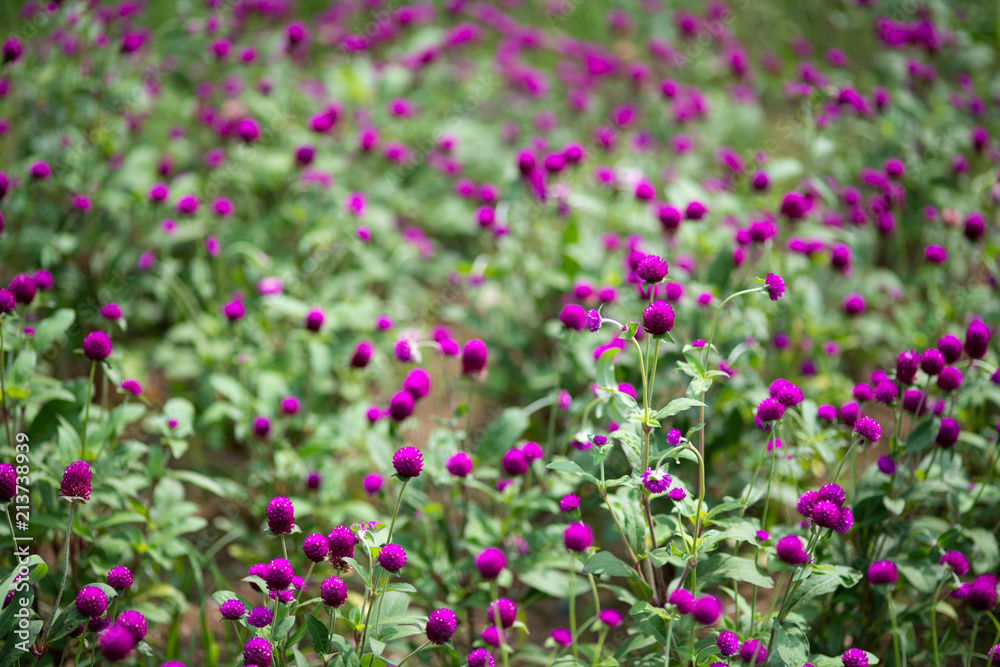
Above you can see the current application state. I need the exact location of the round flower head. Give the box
[757,398,785,423]
[59,461,92,502]
[107,566,133,590]
[940,551,969,576]
[362,473,383,495]
[88,616,110,633]
[873,380,898,405]
[266,496,294,534]
[936,366,962,392]
[222,300,245,321]
[877,456,896,475]
[896,350,919,384]
[642,468,671,494]
[551,628,572,646]
[243,637,273,666]
[8,274,36,306]
[462,339,489,376]
[0,289,15,315]
[668,487,687,501]
[692,595,721,625]
[919,349,945,375]
[811,500,841,529]
[402,368,431,400]
[475,548,507,579]
[392,446,423,479]
[776,535,808,565]
[388,391,415,421]
[522,441,544,462]
[320,576,348,607]
[560,494,581,512]
[121,379,142,396]
[220,599,246,620]
[100,303,122,321]
[867,560,898,585]
[82,331,113,361]
[116,610,147,641]
[935,417,961,448]
[99,624,136,661]
[637,255,669,283]
[854,416,881,444]
[843,293,866,316]
[350,341,373,368]
[818,484,846,507]
[842,648,869,667]
[327,526,358,568]
[425,608,458,644]
[302,534,329,563]
[852,384,873,402]
[446,452,473,477]
[834,507,855,534]
[968,573,999,611]
[817,404,837,421]
[263,558,294,591]
[989,644,1000,667]
[253,416,271,439]
[642,301,675,336]
[717,630,740,656]
[564,522,593,552]
[481,625,504,648]
[377,543,407,572]
[559,304,586,331]
[76,586,109,617]
[488,598,517,629]
[502,448,529,476]
[304,309,324,332]
[468,648,496,667]
[599,609,623,627]
[965,320,990,359]
[739,639,767,664]
[937,334,963,363]
[668,588,695,613]
[764,273,785,300]
[585,309,602,333]
[0,464,16,502]
[394,338,415,363]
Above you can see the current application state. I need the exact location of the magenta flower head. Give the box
[389,391,415,421]
[220,599,246,620]
[811,500,841,529]
[247,606,274,628]
[29,161,51,180]
[0,464,17,501]
[642,301,675,336]
[874,380,898,405]
[560,494,581,512]
[351,341,373,368]
[559,304,586,331]
[896,350,918,384]
[843,293,866,316]
[392,446,423,479]
[266,496,294,534]
[302,534,329,563]
[502,449,529,476]
[488,598,517,629]
[253,416,270,439]
[8,274,35,306]
[854,416,882,444]
[842,648,869,667]
[877,456,896,475]
[236,118,260,143]
[82,331,113,361]
[426,608,458,644]
[564,522,593,552]
[327,525,358,569]
[263,558,294,591]
[280,396,300,416]
[468,648,496,667]
[934,417,961,449]
[757,398,785,423]
[402,368,431,399]
[107,566,133,590]
[919,349,945,375]
[717,630,740,656]
[668,588,695,614]
[117,610,147,642]
[475,547,507,579]
[304,309,324,332]
[685,201,707,220]
[100,303,122,321]
[776,535,808,565]
[222,300,245,322]
[378,543,407,572]
[637,255,669,283]
[0,289,15,315]
[99,624,136,661]
[940,551,969,576]
[586,309,602,333]
[148,183,169,202]
[76,586,109,617]
[243,637,273,666]
[599,609,623,627]
[394,338,414,363]
[3,37,23,64]
[641,468,671,494]
[120,379,142,396]
[176,194,199,216]
[522,442,543,462]
[969,574,999,611]
[740,639,767,664]
[59,461,91,502]
[320,576,347,607]
[446,452,473,478]
[988,644,1000,667]
[867,560,898,585]
[780,191,809,219]
[936,366,963,392]
[938,334,963,363]
[363,473,384,495]
[462,339,489,377]
[764,273,785,300]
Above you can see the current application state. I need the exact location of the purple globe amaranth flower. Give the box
[585,309,602,333]
[402,368,431,399]
[717,630,740,656]
[446,452,473,478]
[266,496,294,534]
[642,301,675,336]
[363,473,384,495]
[757,398,785,423]
[936,366,963,392]
[99,624,136,661]
[667,428,682,445]
[116,610,147,642]
[0,289,15,315]
[243,637,273,666]
[87,616,110,633]
[668,487,687,501]
[818,483,846,507]
[852,384,873,403]
[303,534,329,563]
[469,648,496,667]
[223,300,245,322]
[82,331,113,361]
[896,350,919,384]
[641,468,671,494]
[811,500,841,529]
[522,442,544,462]
[843,293,866,315]
[938,334,963,363]
[940,551,969,576]
[462,339,489,376]
[304,309,324,332]
[988,643,1000,667]
[668,588,695,613]
[351,341,373,368]
[176,194,199,216]
[764,273,785,300]
[920,349,945,375]
[394,338,415,363]
[873,380,898,405]
[475,548,507,579]
[854,416,882,444]
[425,608,458,644]
[740,639,767,664]
[560,494,581,512]
[564,522,593,552]
[247,605,274,628]
[780,191,809,219]
[377,543,407,572]
[488,598,517,629]
[263,558,294,591]
[76,586,109,617]
[965,213,985,241]
[100,303,122,321]
[775,384,804,407]
[637,255,669,283]
[842,648,869,667]
[320,576,347,607]
[59,461,91,502]
[220,599,246,620]
[502,448,529,476]
[327,525,358,569]
[867,560,898,585]
[692,595,721,625]
[817,404,837,421]
[107,566,133,590]
[121,380,142,396]
[0,464,16,502]
[393,446,423,479]
[559,304,586,331]
[935,417,961,448]
[388,391,415,421]
[481,625,505,649]
[685,201,707,220]
[599,609,623,627]
[776,535,808,565]
[924,245,948,264]
[877,456,896,475]
[834,507,855,534]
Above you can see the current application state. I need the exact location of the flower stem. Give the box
[39,504,75,651]
[569,551,579,661]
[493,580,510,667]
[701,287,762,369]
[0,321,12,450]
[360,480,408,660]
[831,437,862,485]
[930,578,945,667]
[741,422,776,515]
[592,626,609,666]
[966,612,980,667]
[81,362,96,459]
[887,593,902,667]
[547,339,564,455]
[397,640,430,666]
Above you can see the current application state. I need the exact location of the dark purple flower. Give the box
[320,576,347,607]
[637,255,669,283]
[564,523,593,552]
[107,566,133,590]
[462,339,489,376]
[842,648,869,667]
[243,637,273,666]
[896,350,918,384]
[936,366,963,392]
[764,273,785,300]
[221,599,246,620]
[327,525,357,569]
[935,417,961,448]
[59,461,91,502]
[475,548,506,579]
[488,598,517,629]
[266,497,294,534]
[425,608,458,644]
[854,416,882,443]
[262,558,294,591]
[502,449,528,476]
[99,624,136,661]
[446,452,473,478]
[776,535,808,565]
[303,534,329,563]
[940,551,969,576]
[0,464,15,502]
[717,630,740,656]
[82,331,112,361]
[965,320,990,359]
[877,456,896,475]
[919,349,945,375]
[692,596,721,625]
[389,391,415,421]
[392,446,423,478]
[668,588,695,614]
[377,543,407,572]
[468,648,496,667]
[76,587,109,617]
[867,560,898,585]
[559,304,586,331]
[247,606,274,628]
[740,639,767,664]
[642,301,675,336]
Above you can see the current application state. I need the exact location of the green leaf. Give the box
[547,460,599,485]
[883,496,904,516]
[614,430,643,472]
[32,309,75,351]
[630,601,668,645]
[583,551,634,577]
[477,408,529,457]
[699,553,773,588]
[0,619,41,667]
[772,621,809,667]
[904,418,935,454]
[654,398,705,421]
[786,565,862,611]
[272,616,296,641]
[10,350,36,389]
[596,348,620,390]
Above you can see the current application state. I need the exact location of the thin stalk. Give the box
[281,534,289,560]
[592,626,609,666]
[81,362,96,459]
[930,578,946,667]
[547,340,564,455]
[359,480,408,660]
[292,562,315,609]
[587,573,601,617]
[0,321,12,450]
[887,593,902,667]
[831,437,862,485]
[602,492,643,577]
[493,580,510,667]
[740,423,776,515]
[664,619,673,667]
[701,287,763,369]
[38,504,75,653]
[966,613,980,667]
[397,640,431,666]
[569,552,579,661]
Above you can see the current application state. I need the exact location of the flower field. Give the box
[0,1,999,666]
